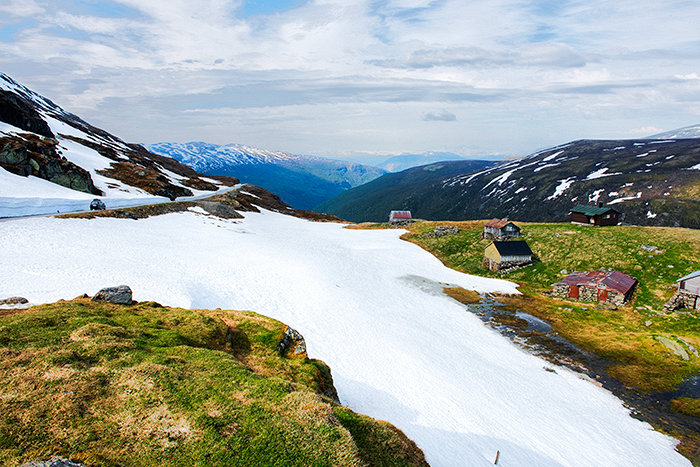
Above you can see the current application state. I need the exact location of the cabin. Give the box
[664,271,700,311]
[483,241,533,272]
[551,270,637,305]
[482,219,521,240]
[570,205,620,226]
[389,210,412,225]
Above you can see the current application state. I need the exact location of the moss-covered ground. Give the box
[0,299,427,467]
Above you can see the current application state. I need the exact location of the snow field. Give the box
[0,210,691,467]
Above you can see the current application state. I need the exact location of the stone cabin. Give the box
[552,270,637,305]
[389,210,412,224]
[664,271,700,311]
[482,218,521,240]
[570,204,620,226]
[483,241,533,272]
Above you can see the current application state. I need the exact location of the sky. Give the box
[1,0,700,162]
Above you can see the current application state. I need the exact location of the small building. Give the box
[570,205,620,226]
[482,218,521,240]
[664,271,700,311]
[389,210,412,224]
[483,241,533,272]
[552,270,637,305]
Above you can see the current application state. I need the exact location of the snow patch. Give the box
[546,177,576,200]
[586,168,622,180]
[542,150,564,162]
[647,211,658,218]
[589,189,605,204]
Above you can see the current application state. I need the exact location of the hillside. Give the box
[314,160,497,222]
[0,73,239,217]
[0,298,428,467]
[148,142,386,210]
[317,139,700,228]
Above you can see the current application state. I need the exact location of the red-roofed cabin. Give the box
[482,218,521,240]
[389,211,412,224]
[552,270,637,305]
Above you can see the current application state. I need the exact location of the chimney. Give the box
[598,202,603,207]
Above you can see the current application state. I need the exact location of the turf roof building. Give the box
[664,271,700,311]
[483,241,533,272]
[482,218,521,241]
[552,270,637,305]
[569,205,620,226]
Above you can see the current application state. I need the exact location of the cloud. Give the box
[421,109,456,121]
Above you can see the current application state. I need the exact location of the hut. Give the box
[483,241,533,272]
[570,205,620,226]
[389,211,412,224]
[664,271,700,311]
[551,270,637,305]
[482,219,521,240]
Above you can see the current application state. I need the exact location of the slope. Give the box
[318,139,700,227]
[148,142,386,210]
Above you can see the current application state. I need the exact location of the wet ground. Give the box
[467,295,700,441]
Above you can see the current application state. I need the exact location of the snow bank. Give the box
[0,211,690,467]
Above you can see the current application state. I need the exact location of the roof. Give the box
[678,271,700,282]
[491,241,532,256]
[389,211,412,219]
[484,218,519,229]
[555,270,637,295]
[570,204,619,216]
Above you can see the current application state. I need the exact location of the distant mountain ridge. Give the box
[376,151,465,172]
[317,138,700,228]
[648,124,700,139]
[148,141,386,210]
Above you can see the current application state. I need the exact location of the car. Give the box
[90,199,106,211]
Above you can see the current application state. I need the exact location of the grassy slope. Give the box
[381,220,700,393]
[0,299,428,467]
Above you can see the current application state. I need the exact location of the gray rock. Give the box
[18,456,85,467]
[277,326,308,358]
[656,336,689,361]
[92,285,133,305]
[0,296,28,305]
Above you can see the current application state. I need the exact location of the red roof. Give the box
[485,218,509,229]
[556,270,637,295]
[390,211,412,219]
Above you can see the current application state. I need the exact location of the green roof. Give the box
[570,204,618,216]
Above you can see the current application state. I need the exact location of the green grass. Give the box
[0,299,427,467]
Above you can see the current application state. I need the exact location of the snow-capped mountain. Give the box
[0,73,239,217]
[318,138,700,228]
[148,141,386,210]
[648,124,700,139]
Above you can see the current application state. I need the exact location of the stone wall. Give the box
[664,292,700,312]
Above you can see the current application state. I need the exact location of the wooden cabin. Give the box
[665,271,700,311]
[483,241,533,272]
[389,210,412,224]
[552,270,637,305]
[570,205,620,226]
[482,219,521,240]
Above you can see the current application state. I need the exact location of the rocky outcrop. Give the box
[423,225,459,238]
[664,291,700,312]
[18,457,85,467]
[92,285,134,305]
[0,133,102,195]
[0,90,54,138]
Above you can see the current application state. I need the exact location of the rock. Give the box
[277,326,308,358]
[18,457,85,467]
[91,285,133,305]
[645,320,652,327]
[422,225,460,238]
[0,296,28,305]
[656,336,689,361]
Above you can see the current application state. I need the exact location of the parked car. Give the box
[90,199,106,211]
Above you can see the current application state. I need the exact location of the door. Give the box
[569,285,579,299]
[597,287,608,302]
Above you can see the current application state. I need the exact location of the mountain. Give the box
[316,139,700,228]
[648,124,700,139]
[376,151,465,172]
[147,141,386,210]
[315,159,497,222]
[0,73,241,217]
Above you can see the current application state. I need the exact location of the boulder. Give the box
[0,296,28,305]
[18,457,85,467]
[91,285,133,305]
[277,326,308,358]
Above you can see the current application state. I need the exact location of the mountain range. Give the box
[375,151,466,172]
[317,138,700,228]
[147,141,386,210]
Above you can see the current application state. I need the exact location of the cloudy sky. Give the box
[1,0,700,161]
